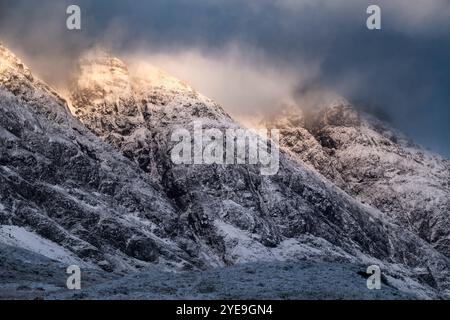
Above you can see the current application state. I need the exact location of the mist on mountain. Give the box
[1,0,449,154]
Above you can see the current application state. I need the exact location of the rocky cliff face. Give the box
[1,44,450,298]
[0,44,213,272]
[268,100,450,259]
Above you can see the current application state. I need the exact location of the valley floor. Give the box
[0,244,415,300]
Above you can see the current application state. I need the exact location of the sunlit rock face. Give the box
[75,52,133,105]
[1,44,450,298]
[0,44,209,273]
[69,50,231,179]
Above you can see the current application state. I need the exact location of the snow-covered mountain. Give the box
[266,100,450,259]
[1,44,450,299]
[0,44,209,272]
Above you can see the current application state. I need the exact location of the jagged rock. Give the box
[268,101,450,259]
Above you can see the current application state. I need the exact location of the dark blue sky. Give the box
[1,0,449,155]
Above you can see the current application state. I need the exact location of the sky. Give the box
[0,0,449,155]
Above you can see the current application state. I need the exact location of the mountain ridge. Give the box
[267,101,450,258]
[1,43,450,298]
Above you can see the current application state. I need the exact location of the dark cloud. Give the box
[0,0,449,155]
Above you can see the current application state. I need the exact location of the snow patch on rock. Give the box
[0,226,93,268]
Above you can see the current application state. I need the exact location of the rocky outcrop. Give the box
[268,100,450,259]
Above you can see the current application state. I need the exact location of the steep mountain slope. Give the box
[267,101,450,258]
[0,44,216,272]
[66,50,450,297]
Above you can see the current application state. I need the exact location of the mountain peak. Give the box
[130,61,193,94]
[265,97,359,133]
[74,49,133,104]
[0,43,69,110]
[0,43,33,82]
[309,103,361,128]
[74,49,193,102]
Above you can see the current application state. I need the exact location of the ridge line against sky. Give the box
[0,0,449,155]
